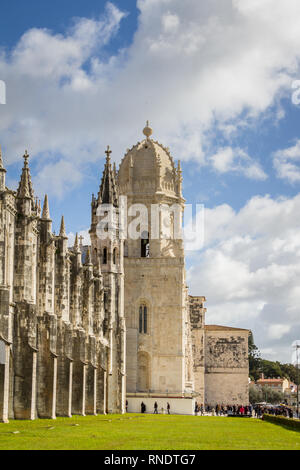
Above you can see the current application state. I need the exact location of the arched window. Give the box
[139,304,148,334]
[141,231,150,258]
[113,247,117,264]
[103,247,107,264]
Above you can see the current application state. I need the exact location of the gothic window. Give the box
[141,231,150,258]
[103,247,107,264]
[139,304,148,334]
[113,247,117,264]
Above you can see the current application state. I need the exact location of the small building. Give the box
[256,375,290,393]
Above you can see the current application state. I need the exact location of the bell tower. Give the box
[118,123,194,413]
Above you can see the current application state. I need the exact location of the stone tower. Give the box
[118,123,195,413]
[89,146,126,414]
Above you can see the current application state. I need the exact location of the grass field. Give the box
[0,414,299,450]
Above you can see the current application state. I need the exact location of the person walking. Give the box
[167,402,170,414]
[141,402,146,413]
[154,401,158,414]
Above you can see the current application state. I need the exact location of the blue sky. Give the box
[1,0,300,362]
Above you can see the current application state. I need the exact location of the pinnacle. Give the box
[85,247,92,265]
[59,215,67,238]
[98,146,119,207]
[17,150,34,199]
[42,194,51,220]
[74,233,81,253]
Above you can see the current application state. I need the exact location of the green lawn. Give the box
[0,414,299,450]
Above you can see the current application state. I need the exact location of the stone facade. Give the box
[0,124,249,421]
[0,148,125,423]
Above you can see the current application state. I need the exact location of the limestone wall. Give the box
[204,326,249,406]
[124,257,186,394]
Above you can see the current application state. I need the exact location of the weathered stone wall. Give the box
[204,326,249,406]
[189,296,206,404]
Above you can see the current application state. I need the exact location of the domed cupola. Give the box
[118,122,182,199]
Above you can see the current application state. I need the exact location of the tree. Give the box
[248,331,261,381]
[260,360,283,379]
[260,386,284,404]
[249,384,263,404]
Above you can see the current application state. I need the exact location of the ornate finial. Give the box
[79,235,84,246]
[105,145,112,161]
[23,150,29,165]
[143,120,153,139]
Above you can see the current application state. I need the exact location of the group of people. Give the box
[194,403,253,417]
[255,405,295,419]
[194,402,296,419]
[140,401,171,414]
[136,400,296,418]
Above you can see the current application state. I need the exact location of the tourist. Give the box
[154,401,158,414]
[167,402,170,414]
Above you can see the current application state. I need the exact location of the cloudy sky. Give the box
[1,0,300,363]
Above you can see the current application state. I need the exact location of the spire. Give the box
[41,194,51,220]
[84,247,92,266]
[17,150,34,199]
[97,146,119,207]
[74,233,81,253]
[59,215,67,238]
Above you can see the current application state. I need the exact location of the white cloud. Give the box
[186,193,300,362]
[267,324,291,340]
[2,1,300,194]
[67,229,91,247]
[273,140,300,183]
[210,147,267,180]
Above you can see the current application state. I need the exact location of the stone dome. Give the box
[118,126,179,198]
